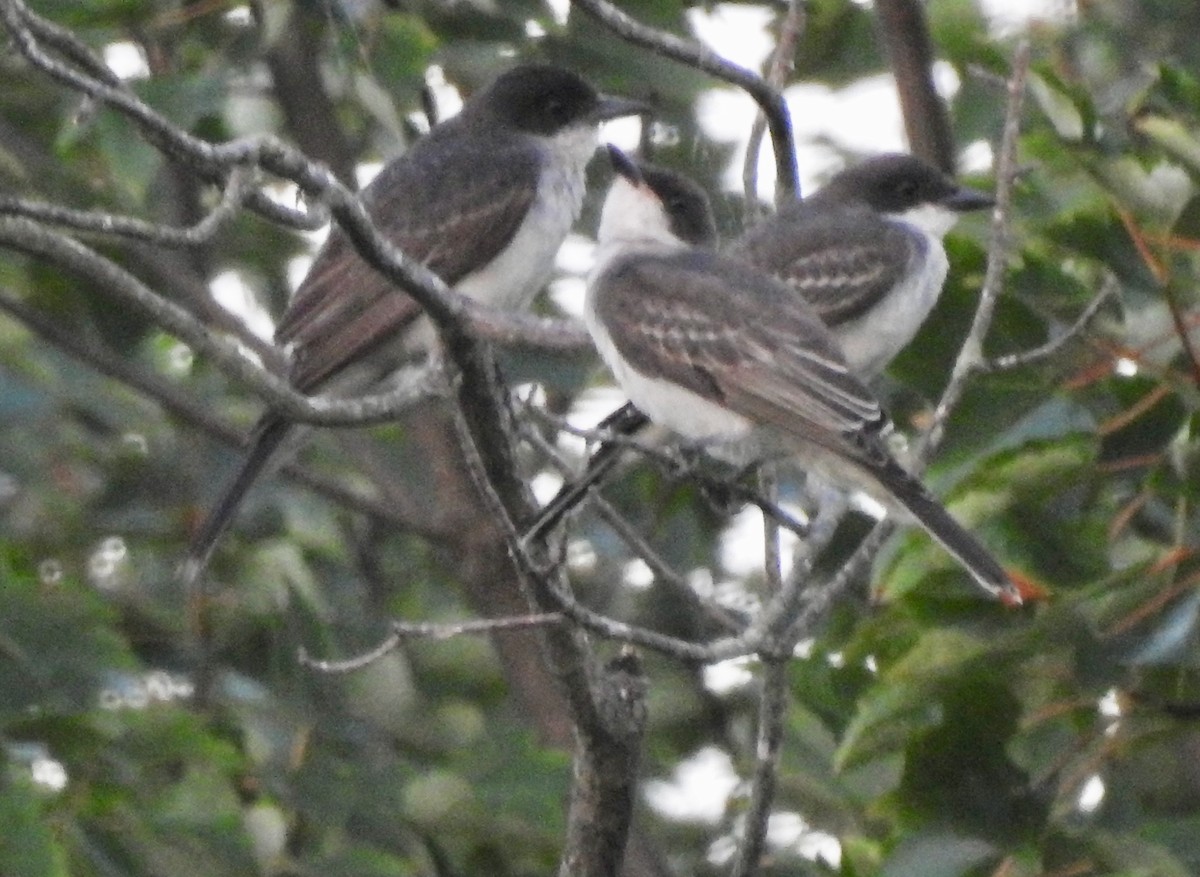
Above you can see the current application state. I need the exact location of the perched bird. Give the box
[729,152,994,377]
[576,146,1015,601]
[526,153,993,538]
[183,64,647,584]
[524,160,716,537]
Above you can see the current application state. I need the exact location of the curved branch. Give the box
[0,165,255,245]
[874,0,956,172]
[570,0,798,204]
[299,613,565,675]
[744,0,808,212]
[0,217,445,426]
[987,275,1117,372]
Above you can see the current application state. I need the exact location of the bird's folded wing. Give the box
[276,129,541,392]
[730,206,926,328]
[596,251,888,446]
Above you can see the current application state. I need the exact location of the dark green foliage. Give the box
[5,2,1200,875]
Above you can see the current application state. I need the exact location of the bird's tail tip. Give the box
[995,569,1051,607]
[991,575,1024,607]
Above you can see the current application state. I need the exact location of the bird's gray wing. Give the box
[595,250,888,451]
[729,204,926,328]
[277,123,542,392]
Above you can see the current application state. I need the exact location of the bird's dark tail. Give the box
[522,403,650,543]
[873,458,1019,603]
[180,418,293,590]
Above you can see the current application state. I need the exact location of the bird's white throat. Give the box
[894,202,961,239]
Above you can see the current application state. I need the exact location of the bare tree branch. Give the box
[570,0,799,204]
[0,216,449,426]
[0,165,258,245]
[563,648,648,877]
[298,613,566,675]
[731,658,789,877]
[743,0,808,215]
[874,0,956,172]
[543,584,725,661]
[987,275,1117,372]
[920,39,1032,463]
[465,311,592,351]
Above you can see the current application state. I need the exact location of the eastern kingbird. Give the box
[183,64,647,584]
[527,154,993,539]
[577,146,1016,601]
[730,152,994,377]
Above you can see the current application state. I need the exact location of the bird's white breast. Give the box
[834,216,949,378]
[585,255,754,445]
[455,124,597,310]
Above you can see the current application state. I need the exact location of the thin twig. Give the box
[569,0,798,204]
[759,465,784,596]
[1163,279,1200,387]
[298,613,566,674]
[521,424,748,633]
[730,658,789,877]
[0,166,257,245]
[785,523,892,641]
[987,276,1117,372]
[743,0,808,215]
[543,583,735,662]
[919,39,1032,465]
[0,213,450,427]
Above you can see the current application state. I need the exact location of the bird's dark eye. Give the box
[895,178,919,199]
[545,97,569,122]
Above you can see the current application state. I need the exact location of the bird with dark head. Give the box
[731,152,994,377]
[577,146,1016,602]
[527,153,994,542]
[182,64,647,586]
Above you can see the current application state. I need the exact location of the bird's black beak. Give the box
[590,93,653,123]
[607,144,644,185]
[943,185,995,212]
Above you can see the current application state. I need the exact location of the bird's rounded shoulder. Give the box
[359,124,541,223]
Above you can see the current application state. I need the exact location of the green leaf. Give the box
[837,629,990,771]
[0,776,70,877]
[880,833,997,877]
[0,567,135,722]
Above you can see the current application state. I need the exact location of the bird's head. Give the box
[816,153,994,238]
[471,64,649,136]
[598,145,717,249]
